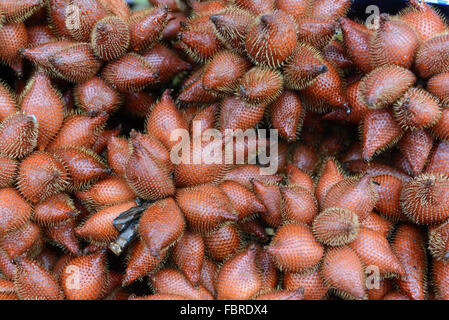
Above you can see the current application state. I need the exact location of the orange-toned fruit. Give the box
[239,67,283,105]
[0,188,31,235]
[60,251,108,300]
[33,193,77,226]
[224,164,283,190]
[20,40,74,72]
[0,82,17,122]
[254,288,304,300]
[234,0,273,15]
[203,224,241,262]
[101,53,160,92]
[52,147,109,191]
[245,10,297,68]
[216,245,262,300]
[17,151,69,204]
[0,222,41,259]
[252,180,282,227]
[433,259,449,300]
[138,198,185,258]
[128,7,169,52]
[394,87,441,130]
[14,257,63,300]
[398,130,433,176]
[269,90,304,143]
[141,44,191,84]
[401,174,449,224]
[19,71,64,150]
[275,0,309,21]
[286,164,314,192]
[429,221,449,261]
[176,184,237,234]
[315,157,345,208]
[267,222,324,273]
[107,136,129,177]
[284,269,329,300]
[360,109,402,161]
[0,23,27,74]
[391,224,427,300]
[76,201,136,245]
[218,95,265,131]
[0,156,17,188]
[309,0,350,21]
[75,176,136,210]
[173,232,204,285]
[372,174,407,222]
[415,33,449,79]
[323,40,352,69]
[123,239,167,286]
[313,207,359,246]
[49,43,102,83]
[91,16,130,61]
[370,14,419,69]
[0,0,44,23]
[349,227,405,278]
[432,108,449,141]
[46,112,108,151]
[68,0,111,42]
[320,246,366,300]
[151,268,214,300]
[323,175,379,222]
[296,17,337,50]
[361,65,416,109]
[427,72,449,107]
[0,113,37,159]
[74,77,121,115]
[44,219,80,255]
[289,143,319,174]
[426,141,449,178]
[200,257,218,297]
[281,185,318,225]
[340,17,373,73]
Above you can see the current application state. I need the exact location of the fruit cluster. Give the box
[0,0,448,300]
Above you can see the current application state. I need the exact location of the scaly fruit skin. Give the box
[216,245,262,300]
[267,222,324,273]
[340,17,373,73]
[427,72,449,107]
[14,257,63,300]
[74,77,121,115]
[284,269,329,300]
[392,224,427,300]
[426,141,449,177]
[398,130,433,176]
[173,232,205,285]
[429,221,449,261]
[415,33,449,79]
[313,207,359,247]
[203,223,242,262]
[400,174,449,224]
[0,113,38,159]
[128,7,169,52]
[91,16,130,61]
[33,193,77,226]
[0,82,17,122]
[0,23,27,75]
[372,175,408,222]
[433,259,449,300]
[280,185,317,225]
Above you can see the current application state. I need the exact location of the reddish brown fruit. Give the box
[123,91,157,117]
[239,67,283,105]
[224,164,282,190]
[46,112,108,151]
[309,0,350,21]
[199,257,217,297]
[321,246,366,300]
[426,141,449,177]
[0,156,17,188]
[340,17,373,73]
[176,184,237,234]
[0,82,17,122]
[349,227,405,278]
[415,33,449,79]
[128,7,169,52]
[0,113,37,159]
[432,108,449,141]
[267,223,324,273]
[19,71,64,150]
[427,72,449,107]
[17,152,69,204]
[433,259,449,300]
[141,44,191,84]
[323,40,352,69]
[234,0,273,15]
[0,188,31,236]
[274,0,309,21]
[315,158,345,208]
[151,268,214,300]
[0,23,27,74]
[239,219,269,242]
[107,136,129,177]
[49,43,102,83]
[75,176,136,210]
[173,232,205,285]
[20,40,74,72]
[123,240,167,286]
[245,10,297,68]
[398,130,433,176]
[14,257,63,300]
[138,198,185,258]
[372,175,408,222]
[216,245,262,300]
[26,25,53,46]
[362,211,394,239]
[383,291,411,300]
[281,185,318,225]
[60,251,108,300]
[290,143,318,174]
[370,15,419,69]
[269,90,304,143]
[254,288,305,300]
[68,0,111,42]
[91,16,130,61]
[429,221,449,261]
[76,201,135,245]
[323,175,379,222]
[190,1,227,16]
[360,109,402,161]
[100,0,130,21]
[101,53,159,92]
[252,180,282,227]
[401,174,449,224]
[313,208,359,246]
[0,0,44,23]
[366,279,393,300]
[45,219,81,255]
[33,193,77,226]
[286,164,314,192]
[0,222,41,259]
[284,270,329,300]
[296,17,336,50]
[391,224,427,300]
[218,95,265,131]
[46,0,73,39]
[203,224,241,262]
[74,77,121,115]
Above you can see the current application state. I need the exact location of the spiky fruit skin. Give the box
[0,222,41,259]
[401,174,449,224]
[392,224,427,300]
[173,232,204,285]
[91,16,130,61]
[204,224,241,262]
[433,259,449,300]
[313,207,359,247]
[0,156,17,188]
[429,221,449,261]
[20,71,64,150]
[74,77,121,115]
[252,180,283,227]
[398,130,433,176]
[67,0,111,42]
[309,0,350,21]
[20,40,75,72]
[14,257,63,300]
[76,201,135,244]
[33,193,77,226]
[245,10,297,68]
[267,223,323,273]
[60,251,108,300]
[17,152,69,204]
[427,72,449,107]
[321,246,366,300]
[218,95,265,131]
[426,141,449,177]
[138,198,185,258]
[176,184,237,234]
[340,17,373,73]
[0,113,38,159]
[296,17,337,50]
[0,82,17,122]
[128,7,169,52]
[372,175,408,222]
[315,158,345,208]
[415,33,449,79]
[281,185,317,225]
[216,245,262,300]
[0,23,27,73]
[239,67,283,105]
[151,268,214,300]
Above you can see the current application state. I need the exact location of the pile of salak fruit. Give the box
[0,0,448,300]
